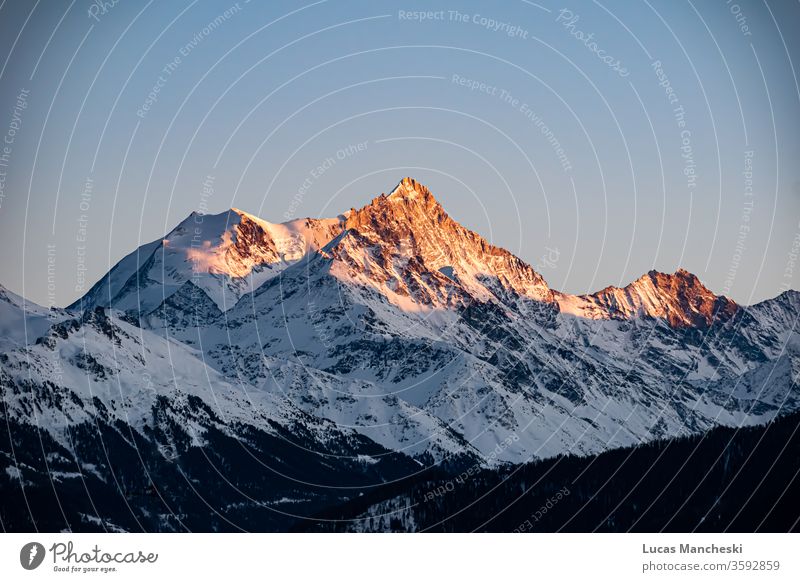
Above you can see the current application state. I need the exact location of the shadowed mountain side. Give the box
[301,411,800,532]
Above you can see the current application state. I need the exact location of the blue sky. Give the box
[0,0,798,307]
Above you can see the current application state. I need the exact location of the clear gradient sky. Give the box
[0,0,798,307]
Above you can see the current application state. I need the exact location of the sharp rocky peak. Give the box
[387,176,436,201]
[345,177,445,231]
[69,178,764,329]
[327,177,553,307]
[561,268,739,328]
[640,267,700,287]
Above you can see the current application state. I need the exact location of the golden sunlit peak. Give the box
[387,177,433,201]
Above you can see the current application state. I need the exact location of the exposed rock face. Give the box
[69,177,742,331]
[72,208,345,315]
[329,177,553,309]
[557,268,739,328]
[184,210,282,279]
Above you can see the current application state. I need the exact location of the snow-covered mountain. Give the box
[556,268,739,327]
[2,178,799,531]
[0,283,69,351]
[71,208,345,314]
[186,178,798,463]
[0,298,434,530]
[335,177,554,307]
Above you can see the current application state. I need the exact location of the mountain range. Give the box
[1,177,798,532]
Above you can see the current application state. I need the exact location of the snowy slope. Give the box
[185,179,800,463]
[0,303,442,471]
[0,283,69,351]
[71,208,344,315]
[6,177,800,469]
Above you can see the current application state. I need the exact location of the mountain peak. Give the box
[73,205,346,314]
[350,177,443,220]
[643,267,697,284]
[345,177,447,232]
[386,177,435,202]
[329,178,552,309]
[229,207,266,223]
[559,268,738,327]
[636,268,714,299]
[173,207,262,229]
